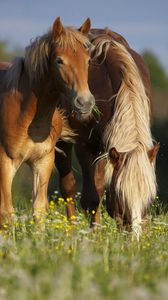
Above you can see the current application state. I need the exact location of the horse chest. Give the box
[2,107,62,163]
[4,125,59,163]
[25,125,60,161]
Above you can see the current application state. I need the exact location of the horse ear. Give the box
[109,147,120,166]
[79,18,91,34]
[52,17,65,40]
[148,142,160,163]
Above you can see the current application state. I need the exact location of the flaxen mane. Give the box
[92,36,156,233]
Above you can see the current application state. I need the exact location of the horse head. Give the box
[106,143,160,229]
[51,17,95,120]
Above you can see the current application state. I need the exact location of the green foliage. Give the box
[0,40,23,61]
[0,197,168,299]
[0,41,12,60]
[143,51,168,91]
[152,121,168,204]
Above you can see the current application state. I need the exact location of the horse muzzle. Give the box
[73,94,95,120]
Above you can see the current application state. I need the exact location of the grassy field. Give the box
[0,194,168,300]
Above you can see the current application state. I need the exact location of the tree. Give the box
[0,41,11,60]
[142,51,168,91]
[0,40,23,61]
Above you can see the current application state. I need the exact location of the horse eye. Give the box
[56,57,63,65]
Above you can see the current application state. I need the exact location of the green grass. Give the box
[0,194,168,300]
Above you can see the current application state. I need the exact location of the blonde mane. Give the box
[92,37,157,235]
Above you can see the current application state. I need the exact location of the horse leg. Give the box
[31,151,54,221]
[106,187,124,229]
[0,152,16,225]
[91,158,106,225]
[75,144,101,226]
[55,141,76,220]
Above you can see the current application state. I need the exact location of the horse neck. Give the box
[20,73,61,126]
[104,52,121,94]
[89,56,121,129]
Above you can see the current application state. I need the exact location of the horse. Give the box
[55,28,159,238]
[0,17,95,226]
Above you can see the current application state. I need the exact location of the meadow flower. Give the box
[29,220,34,225]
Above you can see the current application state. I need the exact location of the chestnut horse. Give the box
[55,28,159,238]
[0,17,95,225]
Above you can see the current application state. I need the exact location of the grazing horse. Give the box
[0,17,95,225]
[55,28,159,238]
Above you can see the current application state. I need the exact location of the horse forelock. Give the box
[55,27,91,51]
[24,27,91,83]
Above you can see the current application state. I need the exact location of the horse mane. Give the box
[4,57,24,91]
[5,27,91,88]
[92,36,156,219]
[58,109,77,143]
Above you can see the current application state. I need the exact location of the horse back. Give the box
[90,28,129,48]
[0,61,10,87]
[0,62,11,70]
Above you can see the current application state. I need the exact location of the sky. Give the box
[0,0,168,72]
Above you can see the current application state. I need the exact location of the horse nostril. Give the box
[74,94,95,113]
[76,97,83,107]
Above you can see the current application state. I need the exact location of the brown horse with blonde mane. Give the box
[0,17,95,225]
[55,27,159,239]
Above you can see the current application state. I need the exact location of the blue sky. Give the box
[0,0,167,72]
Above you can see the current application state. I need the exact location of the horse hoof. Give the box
[0,212,16,228]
